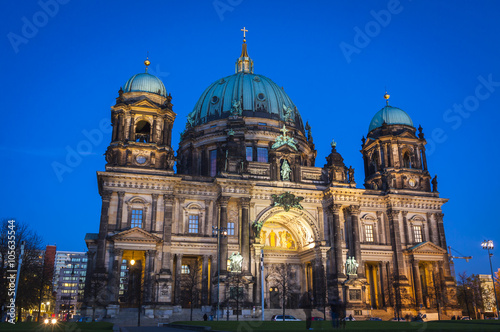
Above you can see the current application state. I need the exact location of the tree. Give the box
[225,272,247,321]
[180,262,201,321]
[0,219,48,321]
[267,263,299,321]
[84,266,108,322]
[456,271,492,319]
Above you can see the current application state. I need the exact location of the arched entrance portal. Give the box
[254,207,327,310]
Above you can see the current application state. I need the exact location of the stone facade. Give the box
[84,44,460,320]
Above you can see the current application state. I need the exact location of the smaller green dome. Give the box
[368,105,413,132]
[123,72,167,97]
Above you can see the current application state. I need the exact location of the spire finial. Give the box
[384,91,390,105]
[236,27,253,73]
[144,52,150,73]
[241,26,248,42]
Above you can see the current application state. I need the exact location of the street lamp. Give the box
[212,226,227,321]
[481,240,500,318]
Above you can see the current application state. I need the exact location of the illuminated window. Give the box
[365,224,374,242]
[188,215,199,234]
[246,147,253,161]
[413,225,423,243]
[257,148,268,162]
[227,222,235,236]
[210,149,217,177]
[181,265,190,274]
[131,209,143,228]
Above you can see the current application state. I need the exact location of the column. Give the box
[426,213,435,244]
[421,146,428,171]
[383,143,389,167]
[204,200,211,236]
[116,192,125,231]
[151,194,158,232]
[129,115,136,141]
[162,194,174,273]
[387,209,405,276]
[177,197,185,234]
[162,117,169,145]
[202,255,209,305]
[412,259,423,308]
[435,213,447,249]
[348,205,364,277]
[97,191,112,268]
[402,211,411,245]
[254,250,261,305]
[218,196,230,273]
[174,253,183,304]
[384,261,394,307]
[376,211,385,245]
[240,197,251,272]
[112,249,123,303]
[211,254,217,304]
[123,112,130,141]
[378,261,386,307]
[331,204,345,278]
[144,250,155,302]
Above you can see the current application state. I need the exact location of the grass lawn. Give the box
[0,321,114,332]
[172,320,500,332]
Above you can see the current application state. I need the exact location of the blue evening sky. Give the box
[1,0,499,277]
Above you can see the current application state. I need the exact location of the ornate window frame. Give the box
[125,196,151,229]
[360,213,378,244]
[409,215,426,244]
[183,202,205,235]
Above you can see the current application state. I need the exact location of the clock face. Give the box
[136,155,147,164]
[409,178,416,187]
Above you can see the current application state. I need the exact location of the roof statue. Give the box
[231,99,242,116]
[283,104,295,123]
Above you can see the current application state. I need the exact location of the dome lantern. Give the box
[235,27,254,74]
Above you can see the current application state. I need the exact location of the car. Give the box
[271,315,301,321]
[311,317,324,321]
[461,316,471,320]
[369,317,382,321]
[342,316,356,321]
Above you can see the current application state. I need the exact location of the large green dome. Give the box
[123,72,167,97]
[368,105,413,132]
[187,71,303,129]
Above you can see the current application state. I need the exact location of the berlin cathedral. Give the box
[84,30,460,320]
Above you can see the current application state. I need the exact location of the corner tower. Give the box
[361,93,432,192]
[105,58,176,173]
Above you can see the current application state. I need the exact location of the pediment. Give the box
[399,131,416,139]
[406,241,447,254]
[131,98,158,109]
[111,227,161,243]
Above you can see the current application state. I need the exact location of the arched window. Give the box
[135,120,151,143]
[403,151,411,168]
